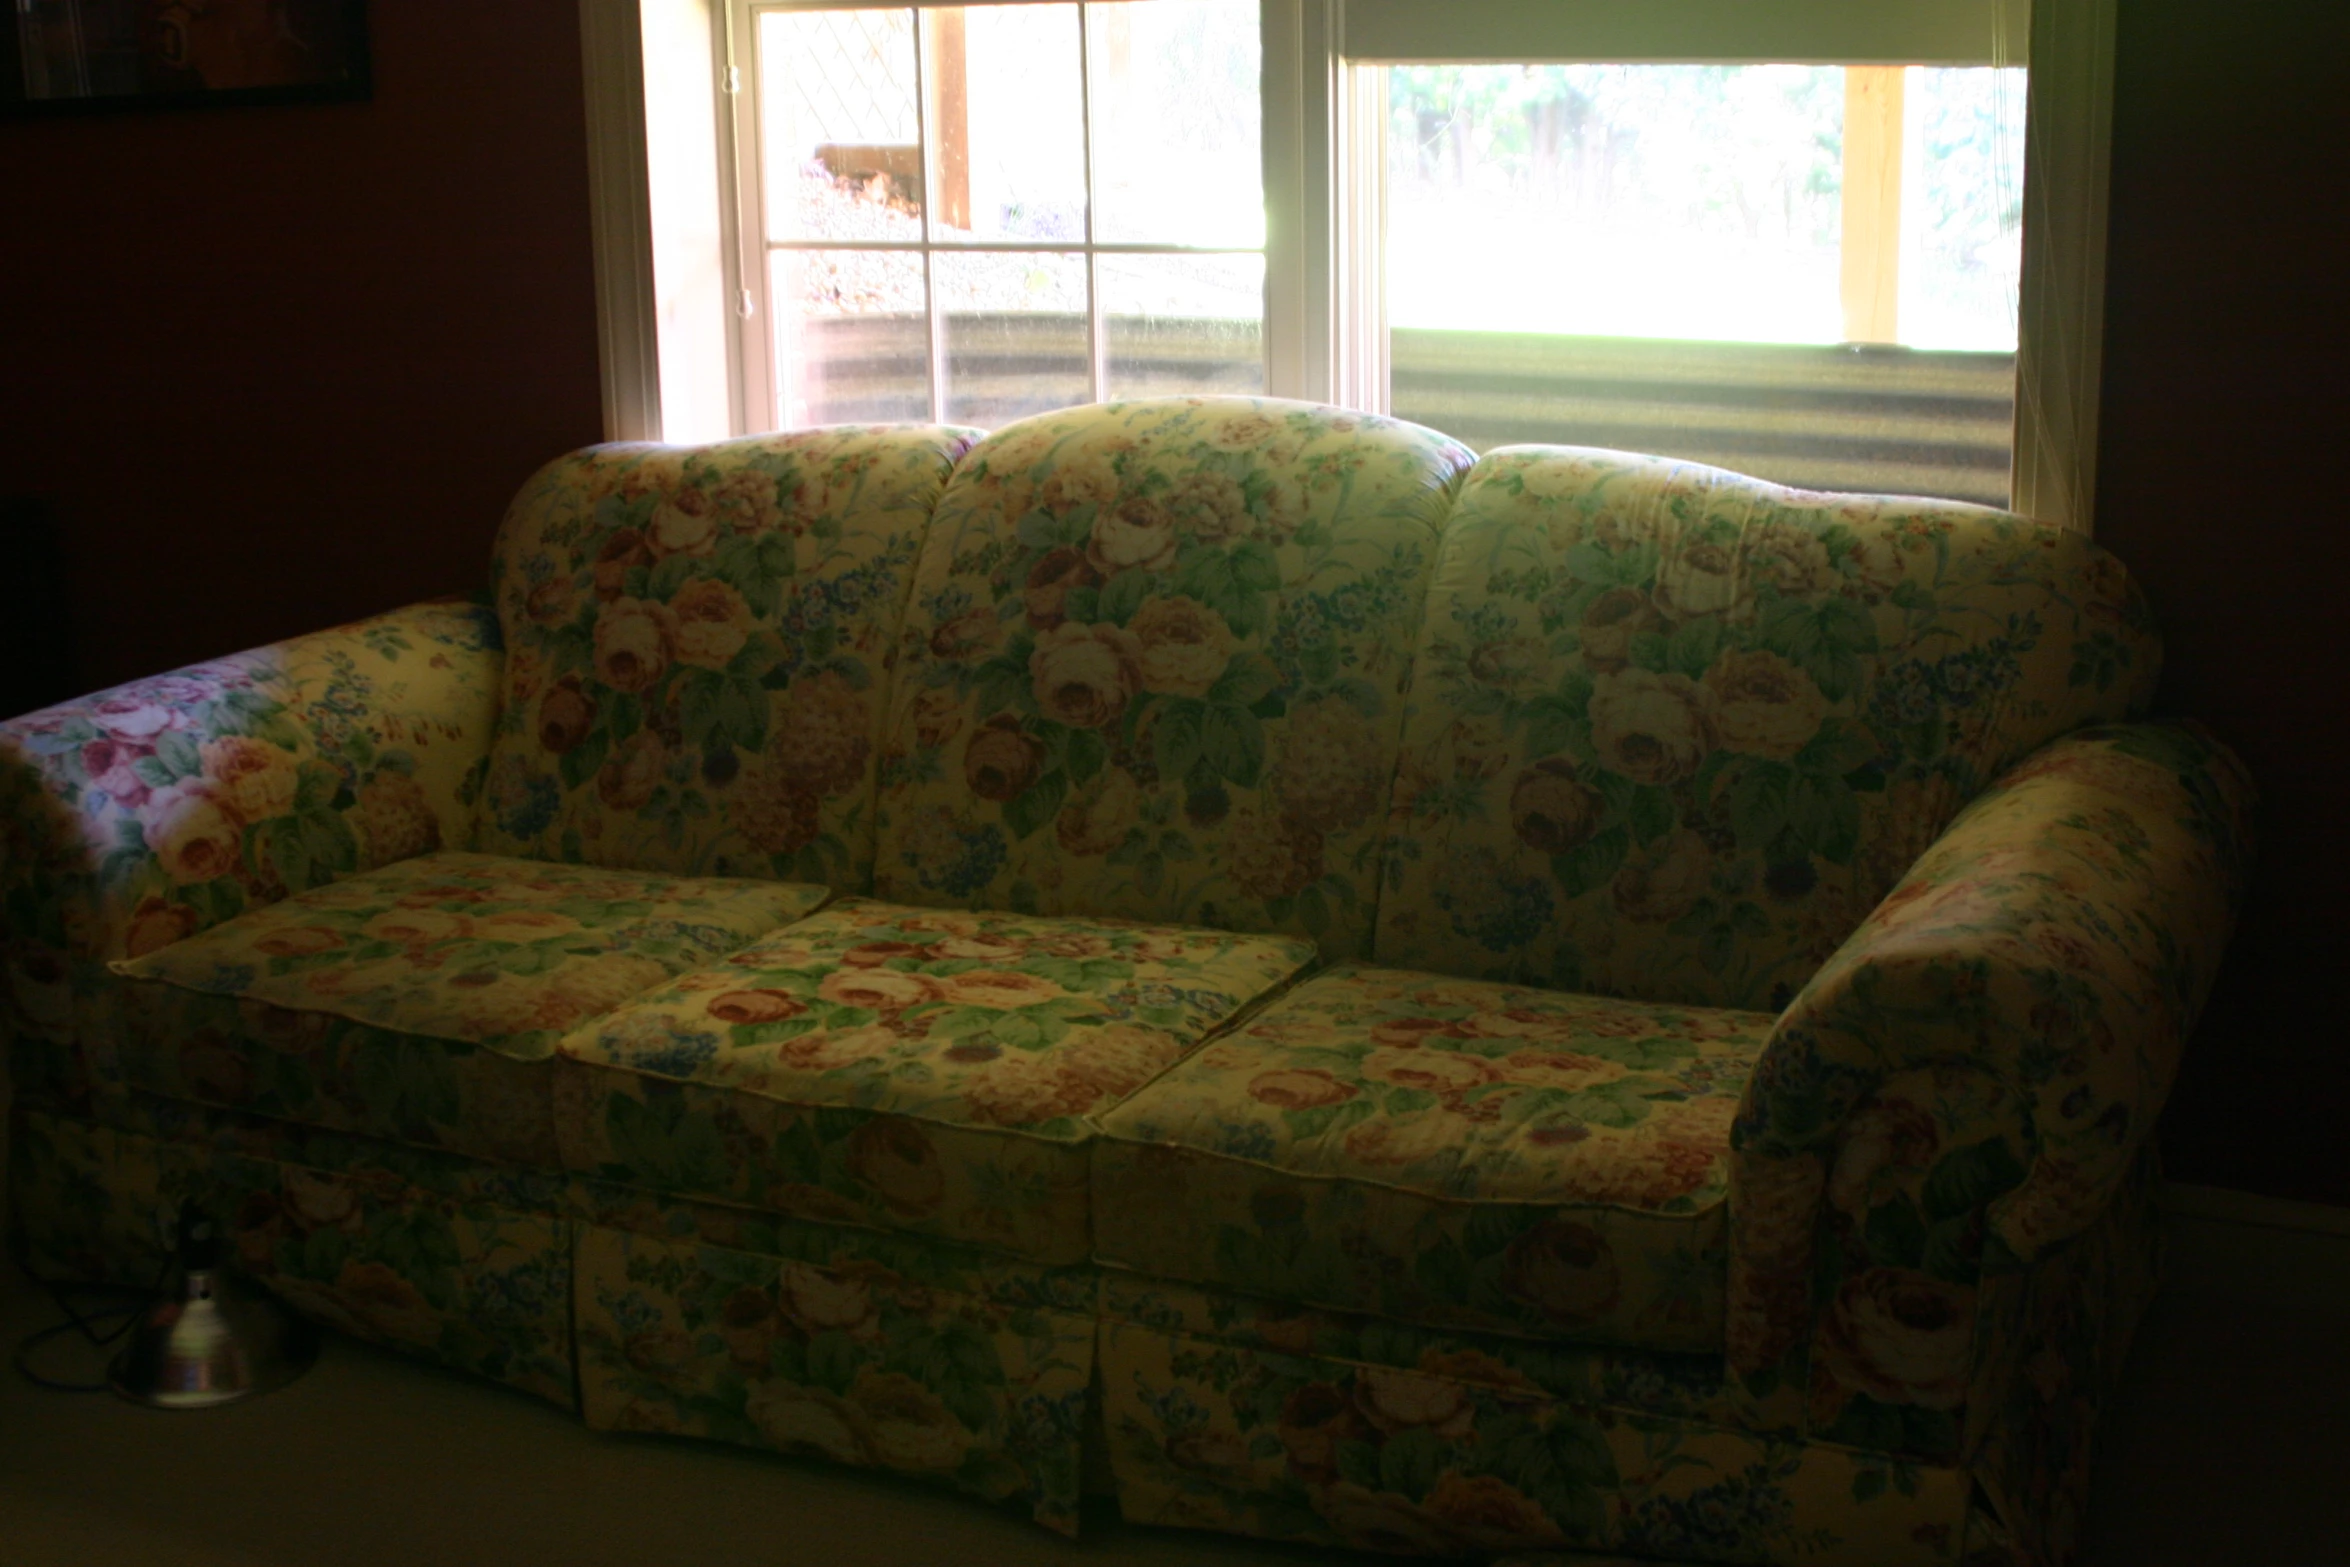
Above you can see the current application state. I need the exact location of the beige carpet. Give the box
[2,1257,2344,1567]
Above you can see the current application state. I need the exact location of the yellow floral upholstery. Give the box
[104,851,826,1160]
[552,899,1315,1264]
[873,398,1473,959]
[1099,1308,1973,1566]
[1726,722,2256,1461]
[106,983,564,1165]
[1,597,504,1102]
[1376,447,2162,1011]
[3,398,2259,1567]
[476,427,976,885]
[574,1224,1098,1534]
[114,850,825,1050]
[13,1108,579,1408]
[1093,964,1776,1350]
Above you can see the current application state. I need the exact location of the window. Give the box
[726,0,1265,433]
[591,0,2113,526]
[1375,61,2029,505]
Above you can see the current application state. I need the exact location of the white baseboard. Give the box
[2157,1180,2350,1317]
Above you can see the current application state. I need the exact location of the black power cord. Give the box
[12,1204,190,1393]
[11,1275,161,1392]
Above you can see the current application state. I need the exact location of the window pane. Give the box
[1383,63,2024,506]
[936,250,1089,426]
[1088,0,1264,246]
[926,5,1087,244]
[1903,67,2027,351]
[1387,64,1848,345]
[771,249,930,426]
[761,8,925,243]
[1102,252,1264,398]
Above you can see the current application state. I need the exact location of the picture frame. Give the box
[0,0,370,118]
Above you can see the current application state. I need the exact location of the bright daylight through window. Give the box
[1382,62,2027,503]
[628,2,2067,514]
[740,1,1263,433]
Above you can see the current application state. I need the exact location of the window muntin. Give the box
[647,1,2096,524]
[741,0,1264,432]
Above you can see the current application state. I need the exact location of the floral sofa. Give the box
[0,398,2253,1566]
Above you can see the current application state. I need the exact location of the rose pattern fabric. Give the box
[1727,724,2252,1465]
[1,598,504,1100]
[108,981,564,1166]
[111,849,826,1056]
[1098,1311,1975,1566]
[553,899,1314,1263]
[20,1088,2121,1561]
[13,1107,577,1407]
[476,426,975,884]
[2,401,2254,1567]
[1376,448,2162,1012]
[1965,1147,2164,1567]
[1101,1275,1768,1436]
[1095,965,1776,1350]
[873,398,1473,959]
[575,1225,1096,1534]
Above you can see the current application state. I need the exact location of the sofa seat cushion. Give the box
[1091,964,1776,1351]
[550,899,1316,1265]
[107,851,828,1163]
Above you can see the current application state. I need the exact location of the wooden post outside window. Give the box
[929,8,971,230]
[1841,65,1906,345]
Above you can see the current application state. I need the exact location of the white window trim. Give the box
[713,0,1272,431]
[586,0,2115,531]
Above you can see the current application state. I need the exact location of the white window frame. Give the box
[717,0,1268,434]
[586,0,2114,530]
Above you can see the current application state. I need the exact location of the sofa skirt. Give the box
[8,1098,2159,1566]
[1095,1271,1971,1565]
[572,1223,1099,1533]
[11,1104,579,1409]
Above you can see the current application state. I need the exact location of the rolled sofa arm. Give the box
[1,597,504,1102]
[1723,721,2257,1398]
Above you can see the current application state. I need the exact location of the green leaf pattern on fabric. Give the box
[12,1108,577,1407]
[1098,1305,1973,1565]
[872,398,1474,959]
[0,598,505,1096]
[0,404,2257,1567]
[111,849,826,1057]
[1376,448,2164,1011]
[552,899,1314,1263]
[574,1225,1097,1535]
[1725,726,2254,1465]
[1096,964,1776,1349]
[476,427,976,884]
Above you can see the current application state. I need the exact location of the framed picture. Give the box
[1,1,370,117]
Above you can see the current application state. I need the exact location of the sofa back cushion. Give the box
[477,427,975,884]
[1374,447,2162,1010]
[871,398,1474,959]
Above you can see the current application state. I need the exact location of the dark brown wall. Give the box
[2099,2,2350,1205]
[0,0,603,694]
[0,3,2343,1200]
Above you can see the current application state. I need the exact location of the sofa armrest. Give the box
[1,597,503,1100]
[1723,721,2255,1403]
